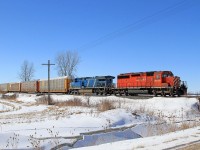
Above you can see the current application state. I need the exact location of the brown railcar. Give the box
[0,83,9,93]
[39,76,70,93]
[21,81,39,93]
[8,83,21,92]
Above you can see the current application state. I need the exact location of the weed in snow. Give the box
[47,126,61,147]
[28,128,42,149]
[6,133,19,149]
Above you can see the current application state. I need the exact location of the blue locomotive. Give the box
[69,76,115,95]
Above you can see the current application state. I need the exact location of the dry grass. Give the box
[179,121,200,130]
[1,94,18,101]
[97,100,115,112]
[180,143,200,150]
[55,97,85,107]
[136,145,145,148]
[163,138,178,143]
[36,95,54,105]
[179,122,191,130]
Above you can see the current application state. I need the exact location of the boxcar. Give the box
[9,83,21,92]
[0,83,9,93]
[39,76,70,93]
[21,81,39,93]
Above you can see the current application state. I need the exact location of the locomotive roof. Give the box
[74,76,115,80]
[95,76,115,79]
[118,71,172,76]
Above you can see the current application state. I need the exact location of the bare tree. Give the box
[55,50,80,78]
[19,60,35,81]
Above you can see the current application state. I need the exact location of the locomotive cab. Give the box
[161,71,176,87]
[161,71,187,96]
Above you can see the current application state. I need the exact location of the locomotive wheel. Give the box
[153,90,157,97]
[161,91,165,97]
[170,92,174,97]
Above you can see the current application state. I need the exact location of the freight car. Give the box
[39,76,70,93]
[8,82,21,92]
[0,83,9,93]
[69,76,115,95]
[115,71,187,96]
[21,81,39,93]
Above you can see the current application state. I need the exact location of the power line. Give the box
[77,0,197,52]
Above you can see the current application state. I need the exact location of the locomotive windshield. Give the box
[162,71,174,78]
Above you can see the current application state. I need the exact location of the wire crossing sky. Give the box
[77,0,194,52]
[0,0,200,92]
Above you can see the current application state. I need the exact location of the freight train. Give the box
[0,71,187,97]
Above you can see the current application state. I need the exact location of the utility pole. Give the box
[42,60,55,105]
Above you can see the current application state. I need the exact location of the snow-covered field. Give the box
[0,93,199,149]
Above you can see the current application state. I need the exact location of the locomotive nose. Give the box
[173,76,180,88]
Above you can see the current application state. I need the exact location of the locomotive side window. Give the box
[162,74,167,78]
[117,75,130,79]
[156,75,160,80]
[131,74,140,77]
[162,72,170,78]
[169,72,174,77]
[146,72,154,76]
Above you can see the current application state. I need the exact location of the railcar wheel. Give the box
[170,92,174,97]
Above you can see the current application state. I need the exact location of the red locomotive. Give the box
[116,71,187,96]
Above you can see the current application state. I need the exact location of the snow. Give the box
[0,103,12,112]
[74,126,200,150]
[0,93,199,149]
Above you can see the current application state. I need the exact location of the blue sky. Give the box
[0,0,199,92]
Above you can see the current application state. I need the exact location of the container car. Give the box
[0,83,9,93]
[69,76,115,95]
[21,81,39,93]
[8,83,21,92]
[116,71,187,96]
[39,76,70,93]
